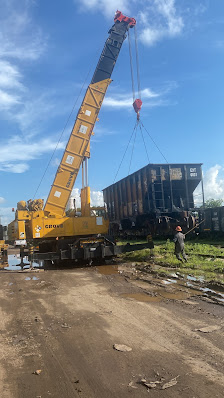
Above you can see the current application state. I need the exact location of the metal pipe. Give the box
[82,161,84,188]
[168,165,174,211]
[184,165,190,210]
[201,168,205,208]
[85,158,88,187]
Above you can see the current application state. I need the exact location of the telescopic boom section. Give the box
[44,11,136,217]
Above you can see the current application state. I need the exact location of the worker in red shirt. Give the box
[173,226,187,262]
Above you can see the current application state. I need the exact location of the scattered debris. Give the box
[161,376,179,390]
[182,300,199,305]
[141,378,160,389]
[113,344,132,352]
[195,325,221,333]
[35,316,40,322]
[61,322,70,328]
[128,381,138,389]
[140,376,179,391]
[33,369,42,375]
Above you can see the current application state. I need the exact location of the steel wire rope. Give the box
[113,120,138,183]
[140,121,169,163]
[139,123,150,164]
[134,25,141,100]
[128,121,138,175]
[32,39,108,200]
[128,29,136,102]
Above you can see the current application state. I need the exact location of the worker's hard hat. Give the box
[176,226,182,231]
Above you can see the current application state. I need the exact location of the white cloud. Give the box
[76,0,130,18]
[0,136,65,173]
[91,190,104,206]
[12,94,56,133]
[194,165,224,206]
[0,197,5,204]
[0,60,24,90]
[69,188,104,208]
[0,207,14,226]
[0,60,24,110]
[0,163,29,174]
[103,84,175,109]
[139,0,184,46]
[0,89,20,110]
[0,2,46,61]
[76,0,184,46]
[0,1,46,116]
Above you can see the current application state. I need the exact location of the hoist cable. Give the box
[128,29,135,102]
[128,121,138,175]
[140,121,168,163]
[113,120,138,183]
[139,123,150,163]
[134,25,141,100]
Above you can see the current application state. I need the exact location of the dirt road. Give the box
[0,260,224,397]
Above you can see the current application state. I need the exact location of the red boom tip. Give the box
[114,10,136,27]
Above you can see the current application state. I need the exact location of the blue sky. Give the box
[1,0,224,224]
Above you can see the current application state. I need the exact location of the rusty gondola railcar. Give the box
[103,163,203,236]
[199,207,224,234]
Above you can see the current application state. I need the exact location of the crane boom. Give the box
[44,12,136,216]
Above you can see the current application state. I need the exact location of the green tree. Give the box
[202,198,223,208]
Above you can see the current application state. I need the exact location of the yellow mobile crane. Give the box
[8,11,137,264]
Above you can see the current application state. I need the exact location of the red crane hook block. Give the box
[133,98,142,120]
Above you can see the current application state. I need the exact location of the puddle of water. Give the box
[97,265,118,275]
[156,290,190,300]
[162,275,224,304]
[170,273,179,279]
[24,276,40,281]
[3,255,42,271]
[187,275,205,283]
[120,293,162,303]
[162,279,177,285]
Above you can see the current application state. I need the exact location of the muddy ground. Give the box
[0,252,224,397]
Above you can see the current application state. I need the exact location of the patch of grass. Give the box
[119,238,224,282]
